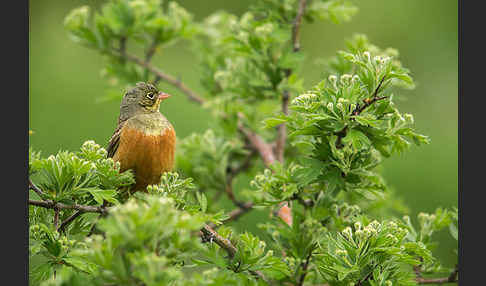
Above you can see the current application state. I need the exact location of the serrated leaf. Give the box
[263,117,287,129]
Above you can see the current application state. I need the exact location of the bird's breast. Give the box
[113,113,176,191]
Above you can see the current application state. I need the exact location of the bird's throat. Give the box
[125,112,172,136]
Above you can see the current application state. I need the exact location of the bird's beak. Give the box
[158,92,171,100]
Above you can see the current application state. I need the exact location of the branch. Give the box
[275,91,289,163]
[29,199,108,214]
[119,36,127,63]
[53,208,60,229]
[250,270,273,285]
[297,248,314,286]
[351,76,387,116]
[336,76,387,149]
[58,210,83,233]
[291,0,308,52]
[145,36,159,63]
[238,123,276,168]
[200,224,237,258]
[275,0,308,162]
[225,202,254,223]
[224,150,256,208]
[111,49,205,104]
[416,266,458,285]
[30,197,240,261]
[29,178,45,198]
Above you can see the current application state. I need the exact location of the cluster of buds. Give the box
[332,203,361,221]
[336,97,351,113]
[239,12,254,29]
[80,140,108,160]
[58,235,77,252]
[64,5,90,32]
[335,249,348,257]
[339,74,353,85]
[328,75,338,89]
[373,55,392,65]
[255,22,275,37]
[354,220,380,241]
[291,93,319,109]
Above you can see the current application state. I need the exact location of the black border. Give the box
[459,1,482,285]
[2,0,29,284]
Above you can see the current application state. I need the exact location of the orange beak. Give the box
[158,92,171,100]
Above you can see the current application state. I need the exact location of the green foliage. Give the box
[29,0,457,285]
[176,129,247,194]
[64,0,196,85]
[30,141,134,204]
[315,219,423,286]
[266,37,430,200]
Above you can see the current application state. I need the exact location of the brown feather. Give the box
[113,124,176,192]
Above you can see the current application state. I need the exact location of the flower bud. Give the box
[363,51,371,62]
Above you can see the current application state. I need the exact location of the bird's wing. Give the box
[107,122,125,158]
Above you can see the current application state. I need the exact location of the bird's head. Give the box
[121,82,171,114]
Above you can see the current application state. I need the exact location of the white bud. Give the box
[404,113,414,124]
[363,51,371,61]
[327,102,334,110]
[335,249,348,256]
[340,74,352,85]
[255,23,274,36]
[342,227,353,240]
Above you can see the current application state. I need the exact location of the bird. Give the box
[107,82,176,193]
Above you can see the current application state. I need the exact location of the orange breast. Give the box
[113,124,176,192]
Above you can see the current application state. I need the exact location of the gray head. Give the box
[119,82,171,121]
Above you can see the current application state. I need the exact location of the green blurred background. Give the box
[29,0,457,266]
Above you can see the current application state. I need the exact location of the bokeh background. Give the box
[29,0,458,266]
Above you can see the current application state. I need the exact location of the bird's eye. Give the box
[146,92,155,99]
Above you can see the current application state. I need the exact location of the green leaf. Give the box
[196,192,208,213]
[263,117,287,128]
[278,51,305,69]
[87,189,119,205]
[342,129,371,150]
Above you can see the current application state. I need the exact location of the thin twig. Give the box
[111,49,205,104]
[351,76,387,116]
[224,150,256,208]
[58,211,83,233]
[416,266,458,285]
[336,76,387,149]
[275,90,289,163]
[29,178,45,198]
[207,202,254,229]
[228,149,256,180]
[119,37,127,63]
[29,199,107,214]
[145,36,159,63]
[297,248,314,286]
[53,207,60,229]
[224,202,254,223]
[250,270,273,285]
[200,224,237,258]
[275,0,308,163]
[291,0,308,52]
[238,124,276,168]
